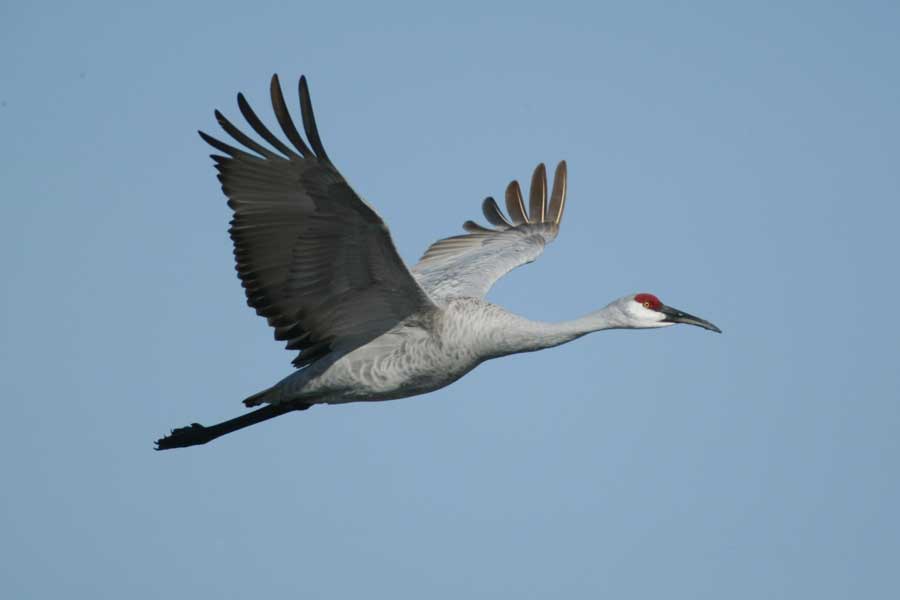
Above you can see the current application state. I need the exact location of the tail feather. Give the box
[243,386,273,407]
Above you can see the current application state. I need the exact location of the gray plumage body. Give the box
[262,298,590,405]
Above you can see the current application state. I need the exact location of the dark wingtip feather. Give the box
[298,76,330,163]
[199,130,245,157]
[214,109,276,158]
[482,197,513,228]
[529,163,547,223]
[504,180,528,225]
[463,220,494,233]
[270,74,313,157]
[237,91,297,158]
[548,160,568,225]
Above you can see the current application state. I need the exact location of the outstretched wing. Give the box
[201,75,435,368]
[412,162,568,300]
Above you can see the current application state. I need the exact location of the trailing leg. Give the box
[155,402,312,450]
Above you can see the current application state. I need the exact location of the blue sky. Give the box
[2,1,898,598]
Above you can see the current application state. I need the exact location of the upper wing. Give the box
[200,75,435,368]
[412,162,568,300]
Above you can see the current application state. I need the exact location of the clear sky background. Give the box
[2,1,898,598]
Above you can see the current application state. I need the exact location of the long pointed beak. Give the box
[660,304,722,333]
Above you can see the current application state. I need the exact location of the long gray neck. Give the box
[485,302,628,357]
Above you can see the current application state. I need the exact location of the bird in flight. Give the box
[155,75,721,450]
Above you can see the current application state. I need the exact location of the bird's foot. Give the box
[155,423,213,450]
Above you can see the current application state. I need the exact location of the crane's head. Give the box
[616,293,721,333]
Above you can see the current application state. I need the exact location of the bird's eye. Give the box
[642,301,652,309]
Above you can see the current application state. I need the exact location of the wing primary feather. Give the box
[529,163,547,223]
[463,220,494,233]
[548,160,567,224]
[505,180,528,225]
[298,76,330,163]
[270,74,312,157]
[214,109,277,158]
[198,130,250,158]
[482,197,513,227]
[237,92,298,158]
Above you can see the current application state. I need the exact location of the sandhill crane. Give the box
[155,75,720,450]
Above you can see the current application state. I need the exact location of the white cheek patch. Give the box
[630,302,672,328]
